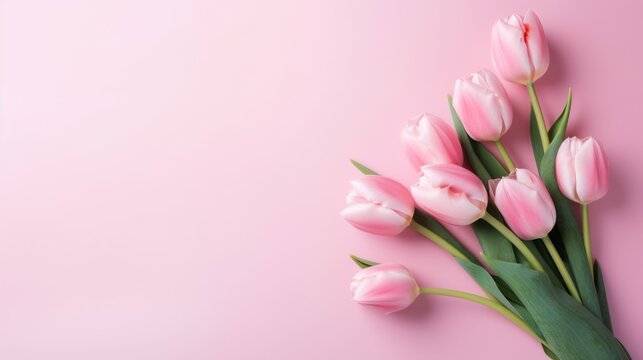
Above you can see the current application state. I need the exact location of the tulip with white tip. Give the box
[401,113,463,169]
[341,176,415,236]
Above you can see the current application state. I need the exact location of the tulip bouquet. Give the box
[342,10,630,360]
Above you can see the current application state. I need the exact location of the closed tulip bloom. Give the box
[341,176,415,235]
[411,164,488,225]
[556,137,609,204]
[351,263,420,314]
[401,113,463,169]
[489,169,556,240]
[453,69,513,141]
[491,10,549,85]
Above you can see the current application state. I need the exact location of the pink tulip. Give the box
[351,263,420,314]
[556,137,609,204]
[491,10,549,85]
[411,164,488,225]
[453,69,513,141]
[401,113,463,169]
[489,169,556,240]
[341,176,415,235]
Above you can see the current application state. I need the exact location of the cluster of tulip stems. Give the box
[341,10,630,360]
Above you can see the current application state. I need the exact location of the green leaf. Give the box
[486,256,629,360]
[492,275,521,304]
[413,211,483,267]
[618,340,632,360]
[350,255,378,269]
[457,258,551,344]
[456,259,516,313]
[594,261,613,331]
[471,141,507,179]
[524,241,565,289]
[548,109,567,140]
[510,301,544,339]
[531,104,570,166]
[471,220,516,262]
[543,344,561,360]
[539,89,602,319]
[350,159,377,175]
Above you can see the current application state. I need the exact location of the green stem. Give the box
[481,213,544,272]
[527,82,550,152]
[410,220,468,261]
[494,140,516,172]
[541,235,582,302]
[582,204,593,276]
[420,287,549,347]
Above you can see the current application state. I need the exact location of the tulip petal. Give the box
[575,138,609,203]
[453,70,513,142]
[523,9,550,81]
[401,114,463,168]
[341,203,410,235]
[454,80,505,141]
[556,138,580,202]
[349,177,415,218]
[351,264,419,314]
[480,69,513,131]
[420,164,489,205]
[491,16,533,84]
[494,178,555,240]
[556,137,609,204]
[411,185,486,225]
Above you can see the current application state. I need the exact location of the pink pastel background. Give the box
[1,0,642,359]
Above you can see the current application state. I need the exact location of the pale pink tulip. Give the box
[411,164,488,225]
[351,263,420,314]
[491,10,549,85]
[453,69,513,141]
[401,113,463,169]
[556,137,609,204]
[489,169,556,240]
[341,176,415,235]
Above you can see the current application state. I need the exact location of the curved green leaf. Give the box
[538,89,601,318]
[471,220,516,262]
[350,255,378,269]
[349,159,377,175]
[594,261,612,331]
[413,211,483,266]
[543,344,561,360]
[486,256,628,360]
[471,141,507,178]
[531,103,570,166]
[456,259,516,313]
[510,301,544,339]
[525,241,565,289]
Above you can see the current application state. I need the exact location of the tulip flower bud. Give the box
[351,263,420,314]
[453,69,513,141]
[491,10,549,85]
[401,113,463,169]
[556,137,609,204]
[489,169,556,240]
[411,164,488,225]
[341,176,415,235]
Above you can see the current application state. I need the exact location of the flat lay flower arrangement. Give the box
[341,10,630,360]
